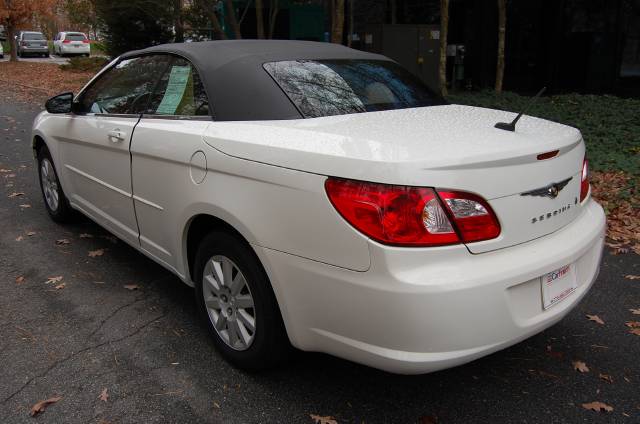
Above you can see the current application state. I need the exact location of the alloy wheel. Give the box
[40,158,59,211]
[202,255,256,351]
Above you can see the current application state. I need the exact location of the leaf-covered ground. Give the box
[451,90,639,255]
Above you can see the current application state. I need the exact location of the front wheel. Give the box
[194,231,290,371]
[37,147,75,223]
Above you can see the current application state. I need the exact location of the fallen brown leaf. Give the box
[15,235,24,241]
[15,276,25,284]
[310,415,338,424]
[8,191,24,198]
[625,321,640,328]
[625,275,640,280]
[581,401,613,413]
[586,314,605,325]
[630,308,640,315]
[19,204,31,208]
[26,231,36,236]
[213,401,220,409]
[30,396,62,416]
[123,284,140,291]
[54,283,66,290]
[56,239,71,245]
[599,373,614,383]
[98,388,109,402]
[630,328,640,336]
[0,168,12,173]
[88,249,104,257]
[572,360,590,373]
[45,276,63,284]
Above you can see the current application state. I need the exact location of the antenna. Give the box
[494,87,547,132]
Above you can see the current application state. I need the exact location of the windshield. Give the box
[24,33,45,40]
[263,59,444,118]
[66,33,86,41]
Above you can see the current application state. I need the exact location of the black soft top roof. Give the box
[122,40,390,121]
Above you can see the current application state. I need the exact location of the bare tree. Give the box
[195,0,227,39]
[267,0,278,38]
[438,0,449,96]
[331,0,344,44]
[389,0,396,24]
[255,0,264,38]
[174,0,184,42]
[495,0,506,94]
[224,0,242,38]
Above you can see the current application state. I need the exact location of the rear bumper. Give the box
[20,47,48,54]
[255,199,606,374]
[59,45,90,54]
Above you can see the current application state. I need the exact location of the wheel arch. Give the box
[182,213,295,345]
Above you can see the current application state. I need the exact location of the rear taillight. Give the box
[437,191,501,243]
[63,39,71,44]
[325,178,500,247]
[580,156,589,202]
[83,39,89,44]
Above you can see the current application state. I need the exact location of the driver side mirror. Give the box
[45,92,74,114]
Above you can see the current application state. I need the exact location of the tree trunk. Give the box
[255,0,265,38]
[8,25,17,62]
[203,1,228,40]
[174,0,184,42]
[495,0,507,94]
[389,0,397,24]
[331,0,345,44]
[438,0,449,96]
[224,0,242,39]
[268,0,279,38]
[347,0,353,47]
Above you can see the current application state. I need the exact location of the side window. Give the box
[145,57,210,117]
[78,55,172,115]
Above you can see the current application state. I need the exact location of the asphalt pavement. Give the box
[0,100,638,423]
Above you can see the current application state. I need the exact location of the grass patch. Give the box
[59,56,109,73]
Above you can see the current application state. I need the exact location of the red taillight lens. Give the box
[83,39,89,44]
[437,191,501,243]
[325,178,460,246]
[63,39,71,44]
[325,178,501,247]
[580,157,589,202]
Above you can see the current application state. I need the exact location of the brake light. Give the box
[437,191,501,243]
[580,156,589,202]
[83,39,90,44]
[325,178,500,247]
[63,39,71,44]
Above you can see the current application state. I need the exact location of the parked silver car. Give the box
[15,31,49,58]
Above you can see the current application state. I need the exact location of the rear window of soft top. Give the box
[263,59,445,118]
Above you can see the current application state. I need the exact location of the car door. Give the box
[54,55,172,246]
[130,56,212,273]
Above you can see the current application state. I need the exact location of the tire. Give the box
[194,231,290,371]
[37,146,75,223]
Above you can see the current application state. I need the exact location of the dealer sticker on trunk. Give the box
[542,264,577,309]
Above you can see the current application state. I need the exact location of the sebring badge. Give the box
[520,177,572,199]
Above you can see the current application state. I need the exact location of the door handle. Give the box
[107,129,125,142]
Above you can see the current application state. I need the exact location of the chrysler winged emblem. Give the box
[521,177,572,199]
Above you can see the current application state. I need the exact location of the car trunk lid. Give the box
[203,104,586,253]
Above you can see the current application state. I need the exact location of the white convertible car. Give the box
[32,40,605,374]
